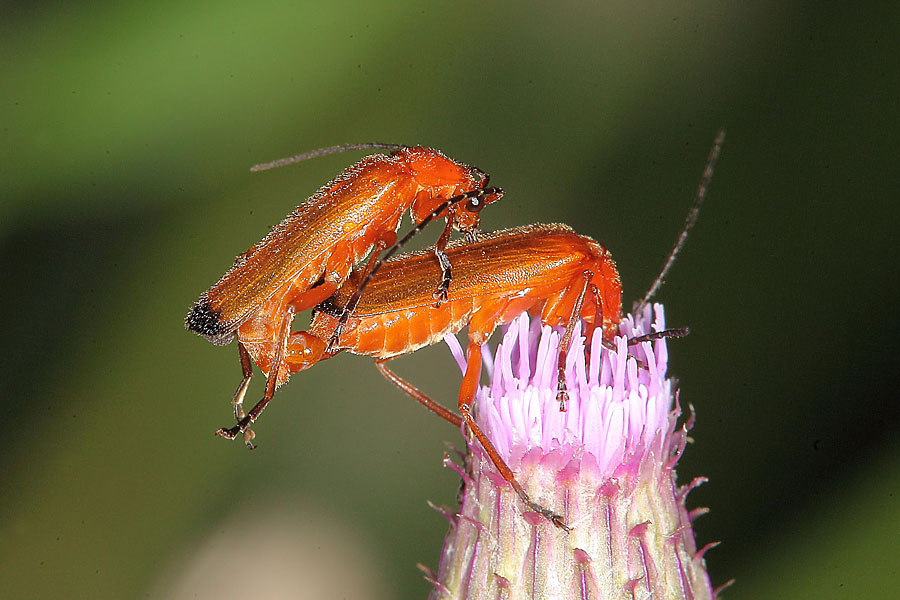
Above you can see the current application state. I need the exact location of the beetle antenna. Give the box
[250,143,408,172]
[635,129,725,314]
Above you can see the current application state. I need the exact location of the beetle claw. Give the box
[215,426,238,440]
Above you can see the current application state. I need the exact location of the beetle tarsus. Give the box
[215,426,238,440]
[216,413,255,448]
[432,282,450,308]
[325,327,342,355]
[242,428,256,449]
[522,497,571,532]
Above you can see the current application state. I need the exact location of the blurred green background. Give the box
[2,2,897,598]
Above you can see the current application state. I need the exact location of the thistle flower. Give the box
[424,304,716,600]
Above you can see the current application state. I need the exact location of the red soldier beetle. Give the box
[185,144,503,447]
[207,131,724,529]
[218,130,725,528]
[222,223,676,528]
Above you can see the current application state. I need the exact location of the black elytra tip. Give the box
[185,299,230,344]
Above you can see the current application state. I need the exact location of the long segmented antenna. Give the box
[250,142,408,172]
[635,129,725,315]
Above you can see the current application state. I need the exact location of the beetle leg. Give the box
[375,358,462,427]
[339,186,503,344]
[229,341,255,441]
[458,341,570,531]
[287,279,341,313]
[590,284,618,353]
[287,242,359,315]
[217,307,294,448]
[556,272,592,412]
[581,283,601,354]
[627,328,690,345]
[432,217,454,307]
[325,231,397,353]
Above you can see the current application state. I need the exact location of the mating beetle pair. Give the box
[186,135,723,529]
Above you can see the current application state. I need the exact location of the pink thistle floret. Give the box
[430,304,715,600]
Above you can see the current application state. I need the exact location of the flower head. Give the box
[429,304,715,600]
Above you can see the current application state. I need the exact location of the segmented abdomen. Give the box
[313,296,479,359]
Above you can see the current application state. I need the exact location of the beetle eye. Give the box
[466,197,483,212]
